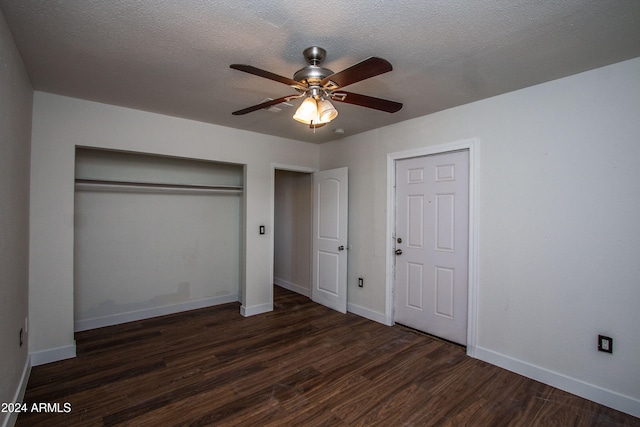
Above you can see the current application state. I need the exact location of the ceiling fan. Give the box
[230,47,402,129]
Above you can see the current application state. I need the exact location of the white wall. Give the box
[0,8,32,426]
[75,147,245,187]
[320,58,640,414]
[74,189,242,329]
[273,170,312,296]
[29,92,319,362]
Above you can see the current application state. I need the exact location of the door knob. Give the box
[395,249,403,255]
[338,245,345,251]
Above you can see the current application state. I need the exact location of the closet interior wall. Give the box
[73,148,243,331]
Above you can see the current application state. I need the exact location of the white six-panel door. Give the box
[312,167,348,313]
[394,151,469,345]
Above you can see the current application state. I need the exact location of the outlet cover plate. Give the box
[598,335,613,353]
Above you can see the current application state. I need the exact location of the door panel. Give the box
[395,151,469,345]
[436,193,455,251]
[318,178,340,239]
[312,167,348,313]
[317,251,339,295]
[408,195,424,248]
[407,262,424,309]
[435,266,455,318]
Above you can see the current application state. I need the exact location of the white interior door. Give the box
[394,151,469,345]
[312,167,348,313]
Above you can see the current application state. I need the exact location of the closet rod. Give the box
[75,179,243,194]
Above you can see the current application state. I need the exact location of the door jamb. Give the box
[385,139,479,357]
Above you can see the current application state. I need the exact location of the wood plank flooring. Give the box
[18,286,640,426]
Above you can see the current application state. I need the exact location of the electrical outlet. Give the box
[598,335,613,353]
[358,277,364,288]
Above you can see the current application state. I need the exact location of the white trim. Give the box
[348,303,387,325]
[274,278,310,297]
[74,294,239,332]
[240,302,273,317]
[30,344,76,367]
[1,356,31,427]
[385,138,480,355]
[475,347,640,418]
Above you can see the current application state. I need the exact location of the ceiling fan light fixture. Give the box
[317,98,338,123]
[293,97,318,124]
[231,46,402,129]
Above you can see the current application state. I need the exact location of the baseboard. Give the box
[474,346,640,418]
[274,278,310,297]
[30,344,76,367]
[74,294,239,332]
[347,302,388,325]
[240,302,273,317]
[1,356,31,427]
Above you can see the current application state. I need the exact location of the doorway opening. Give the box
[273,169,313,299]
[271,165,349,314]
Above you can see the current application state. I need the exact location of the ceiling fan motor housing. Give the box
[303,46,326,65]
[293,46,334,88]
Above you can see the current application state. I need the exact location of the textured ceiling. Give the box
[1,0,639,143]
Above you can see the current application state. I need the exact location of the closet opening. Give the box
[73,147,244,331]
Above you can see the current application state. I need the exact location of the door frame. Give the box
[385,138,479,357]
[270,163,318,306]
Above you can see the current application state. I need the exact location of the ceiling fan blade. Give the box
[232,95,300,115]
[321,57,393,89]
[230,64,306,89]
[331,91,402,113]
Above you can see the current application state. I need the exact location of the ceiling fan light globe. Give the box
[293,97,318,124]
[317,99,338,123]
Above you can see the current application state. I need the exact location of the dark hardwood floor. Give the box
[18,286,639,426]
